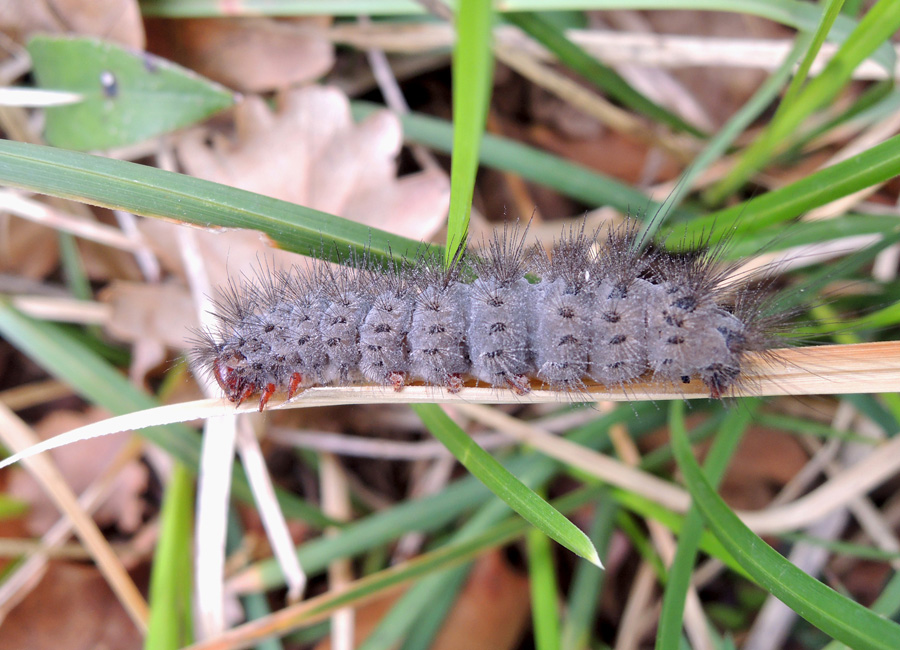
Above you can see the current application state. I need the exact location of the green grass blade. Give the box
[222,487,602,645]
[395,566,471,650]
[362,456,559,650]
[0,300,332,527]
[670,403,900,650]
[560,498,615,650]
[656,401,757,650]
[145,463,194,650]
[708,0,900,201]
[445,0,494,263]
[528,523,562,650]
[675,132,900,243]
[0,140,427,263]
[773,0,845,116]
[412,403,601,566]
[504,11,704,137]
[244,405,647,592]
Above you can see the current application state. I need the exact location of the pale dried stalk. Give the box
[0,403,149,632]
[327,23,900,80]
[320,452,355,650]
[0,190,148,252]
[3,342,899,471]
[493,42,693,161]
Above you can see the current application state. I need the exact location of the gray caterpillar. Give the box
[193,224,780,410]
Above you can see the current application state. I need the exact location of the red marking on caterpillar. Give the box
[191,223,787,411]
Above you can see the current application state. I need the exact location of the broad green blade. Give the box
[675,132,900,244]
[708,0,900,200]
[28,35,234,151]
[145,463,194,650]
[656,402,756,650]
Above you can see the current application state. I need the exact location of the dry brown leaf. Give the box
[100,281,199,349]
[147,16,334,93]
[0,561,143,649]
[719,428,810,510]
[177,86,449,240]
[314,550,529,650]
[7,408,147,536]
[0,216,58,278]
[99,280,200,379]
[431,550,530,650]
[0,0,145,48]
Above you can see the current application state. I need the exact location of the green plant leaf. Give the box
[28,35,234,150]
[411,403,601,566]
[708,0,900,201]
[145,463,194,650]
[0,139,428,264]
[673,132,900,244]
[656,401,756,650]
[528,524,562,650]
[446,0,495,263]
[670,402,900,650]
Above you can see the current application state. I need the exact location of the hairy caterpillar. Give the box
[192,223,783,411]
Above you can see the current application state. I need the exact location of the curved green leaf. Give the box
[412,403,601,566]
[670,401,900,650]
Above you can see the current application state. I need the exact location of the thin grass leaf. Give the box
[236,405,641,593]
[616,510,665,579]
[656,401,757,650]
[636,31,809,242]
[781,533,900,563]
[445,0,494,264]
[0,140,427,264]
[670,401,900,650]
[774,0,845,115]
[504,11,704,137]
[609,488,749,581]
[393,567,470,650]
[186,486,602,650]
[362,458,558,650]
[560,498,615,650]
[708,0,900,201]
[528,524,562,650]
[412,403,601,566]
[675,132,900,243]
[145,463,195,650]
